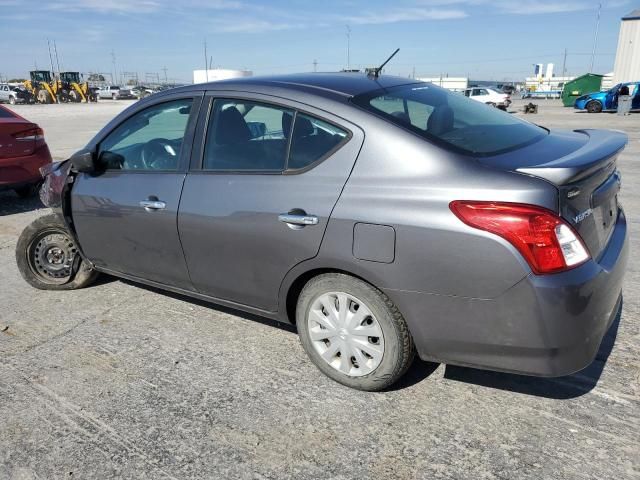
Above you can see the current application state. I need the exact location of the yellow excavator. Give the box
[59,72,98,102]
[23,70,60,104]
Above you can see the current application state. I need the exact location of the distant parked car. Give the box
[131,85,155,99]
[97,85,136,100]
[463,87,511,107]
[0,84,31,105]
[574,82,640,113]
[15,73,628,391]
[0,105,52,197]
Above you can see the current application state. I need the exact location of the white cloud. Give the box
[344,7,468,25]
[45,0,242,14]
[213,19,301,33]
[495,1,595,15]
[417,0,621,15]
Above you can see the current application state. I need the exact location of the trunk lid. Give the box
[480,129,627,259]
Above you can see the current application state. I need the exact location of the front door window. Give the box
[99,99,193,171]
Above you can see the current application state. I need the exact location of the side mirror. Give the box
[70,150,95,172]
[98,150,125,169]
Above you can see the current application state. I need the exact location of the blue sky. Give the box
[0,0,634,83]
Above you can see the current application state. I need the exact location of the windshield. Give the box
[32,71,51,82]
[61,72,80,82]
[353,83,547,156]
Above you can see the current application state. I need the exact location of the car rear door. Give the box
[71,94,202,289]
[178,94,363,312]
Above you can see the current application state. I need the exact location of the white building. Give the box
[612,9,640,84]
[193,69,252,84]
[417,77,468,91]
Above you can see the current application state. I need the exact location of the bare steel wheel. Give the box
[308,292,385,376]
[16,214,99,290]
[297,273,415,391]
[28,228,77,284]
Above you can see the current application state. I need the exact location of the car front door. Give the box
[605,85,620,109]
[0,85,9,102]
[178,95,363,312]
[71,95,201,289]
[631,84,640,110]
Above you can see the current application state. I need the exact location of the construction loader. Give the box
[59,72,98,102]
[23,71,60,104]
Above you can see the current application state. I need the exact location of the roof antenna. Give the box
[368,48,400,78]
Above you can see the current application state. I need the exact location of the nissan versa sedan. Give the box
[16,73,628,391]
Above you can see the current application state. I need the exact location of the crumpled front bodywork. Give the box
[39,160,72,211]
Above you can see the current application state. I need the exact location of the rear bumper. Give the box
[0,145,51,190]
[393,208,628,377]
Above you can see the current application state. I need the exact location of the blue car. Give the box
[574,82,640,113]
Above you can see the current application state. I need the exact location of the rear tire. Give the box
[37,90,50,104]
[586,100,602,113]
[297,273,415,391]
[9,96,16,105]
[16,214,99,290]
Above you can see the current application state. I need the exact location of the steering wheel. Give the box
[141,138,177,169]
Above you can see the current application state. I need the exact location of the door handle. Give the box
[278,213,319,227]
[140,200,166,211]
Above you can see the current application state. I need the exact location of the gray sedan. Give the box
[16,73,628,390]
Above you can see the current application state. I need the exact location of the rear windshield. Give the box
[352,83,547,156]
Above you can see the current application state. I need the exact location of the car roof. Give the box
[170,73,422,101]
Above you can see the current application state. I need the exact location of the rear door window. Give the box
[203,99,293,171]
[203,100,349,172]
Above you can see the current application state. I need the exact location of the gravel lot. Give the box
[1,99,639,479]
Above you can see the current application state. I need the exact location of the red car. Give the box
[0,105,52,197]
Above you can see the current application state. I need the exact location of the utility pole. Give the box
[562,48,567,77]
[47,39,55,74]
[53,40,61,73]
[346,25,351,70]
[313,59,318,72]
[590,3,601,73]
[204,39,208,82]
[111,50,117,85]
[161,66,168,83]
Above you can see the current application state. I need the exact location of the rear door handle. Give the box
[140,200,166,211]
[278,213,319,226]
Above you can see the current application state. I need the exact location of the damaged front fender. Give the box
[39,160,72,210]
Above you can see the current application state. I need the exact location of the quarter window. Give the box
[287,114,348,170]
[98,98,193,171]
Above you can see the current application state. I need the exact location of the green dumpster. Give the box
[561,74,604,107]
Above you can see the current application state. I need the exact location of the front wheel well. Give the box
[285,268,376,325]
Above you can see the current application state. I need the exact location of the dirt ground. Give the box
[0,98,639,479]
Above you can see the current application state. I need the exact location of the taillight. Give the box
[12,127,44,141]
[449,201,590,274]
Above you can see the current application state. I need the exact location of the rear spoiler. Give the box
[517,129,628,185]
